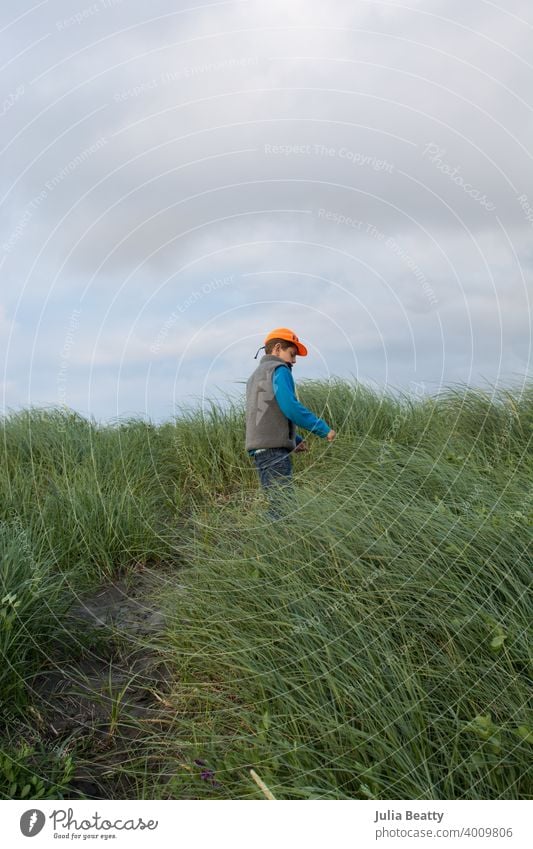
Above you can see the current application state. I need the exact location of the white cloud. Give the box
[0,0,531,417]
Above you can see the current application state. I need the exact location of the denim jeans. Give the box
[253,447,293,520]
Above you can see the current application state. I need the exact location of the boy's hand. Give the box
[326,429,337,442]
[294,440,309,452]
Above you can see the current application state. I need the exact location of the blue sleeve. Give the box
[272,366,331,437]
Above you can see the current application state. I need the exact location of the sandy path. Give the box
[28,566,180,798]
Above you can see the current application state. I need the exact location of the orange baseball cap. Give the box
[264,327,308,356]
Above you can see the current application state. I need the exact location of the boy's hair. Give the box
[265,338,297,355]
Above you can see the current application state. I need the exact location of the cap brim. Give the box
[295,341,308,356]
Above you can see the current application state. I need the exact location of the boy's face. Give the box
[273,343,298,365]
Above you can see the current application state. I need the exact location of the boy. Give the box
[245,327,336,515]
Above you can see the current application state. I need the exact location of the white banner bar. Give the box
[2,799,530,848]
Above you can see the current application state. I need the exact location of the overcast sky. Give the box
[1,0,531,422]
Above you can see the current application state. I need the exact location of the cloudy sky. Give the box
[1,0,531,422]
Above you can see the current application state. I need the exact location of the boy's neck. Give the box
[260,354,293,369]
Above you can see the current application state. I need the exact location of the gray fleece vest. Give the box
[245,355,296,450]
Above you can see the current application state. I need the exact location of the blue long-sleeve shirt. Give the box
[248,364,330,455]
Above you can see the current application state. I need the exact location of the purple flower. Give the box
[194,759,222,788]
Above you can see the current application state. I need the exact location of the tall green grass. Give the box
[150,381,532,799]
[0,380,531,799]
[155,465,531,798]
